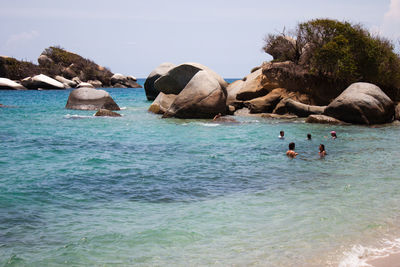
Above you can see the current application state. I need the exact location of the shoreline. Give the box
[367,252,400,266]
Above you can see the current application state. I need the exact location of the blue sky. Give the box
[0,0,399,78]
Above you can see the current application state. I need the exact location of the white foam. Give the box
[63,114,93,119]
[120,107,127,110]
[339,238,400,267]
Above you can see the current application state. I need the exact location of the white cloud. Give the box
[5,30,39,48]
[380,0,400,40]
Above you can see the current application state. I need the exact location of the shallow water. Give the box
[1,80,400,266]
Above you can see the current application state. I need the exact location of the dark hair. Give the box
[280,131,284,135]
[307,133,312,139]
[319,144,325,151]
[289,142,295,150]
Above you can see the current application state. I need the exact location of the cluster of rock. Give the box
[145,60,397,125]
[0,48,141,90]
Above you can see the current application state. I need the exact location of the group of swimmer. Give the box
[279,130,337,158]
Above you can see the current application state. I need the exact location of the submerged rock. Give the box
[324,82,394,124]
[21,74,65,90]
[144,63,176,101]
[94,109,121,117]
[66,87,120,110]
[162,70,227,119]
[0,78,26,90]
[306,114,345,124]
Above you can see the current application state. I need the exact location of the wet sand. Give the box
[367,252,400,267]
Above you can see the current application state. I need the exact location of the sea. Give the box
[1,79,400,266]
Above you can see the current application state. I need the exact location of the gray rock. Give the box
[144,62,176,101]
[55,76,77,88]
[94,109,121,117]
[284,99,326,117]
[111,73,141,88]
[21,74,65,90]
[37,54,53,66]
[395,103,400,121]
[76,82,95,89]
[306,114,346,124]
[154,63,227,96]
[162,70,227,119]
[0,78,26,90]
[66,87,120,110]
[72,77,82,84]
[148,92,177,114]
[324,82,394,124]
[88,80,102,88]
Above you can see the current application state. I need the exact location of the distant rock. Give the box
[306,114,345,124]
[94,109,121,117]
[55,76,77,88]
[0,78,26,90]
[72,77,82,84]
[162,70,227,119]
[112,83,127,88]
[111,73,141,88]
[324,82,394,124]
[88,80,102,88]
[76,82,94,89]
[37,54,53,66]
[144,62,176,101]
[148,92,177,114]
[66,87,120,110]
[236,69,279,101]
[154,63,227,96]
[21,74,65,90]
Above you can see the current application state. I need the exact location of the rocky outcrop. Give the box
[111,73,141,88]
[306,114,345,124]
[284,99,326,117]
[88,80,102,88]
[37,54,53,66]
[154,63,227,96]
[236,69,279,101]
[21,74,65,90]
[144,63,176,101]
[148,92,177,114]
[244,88,285,113]
[226,79,244,106]
[76,82,94,89]
[324,82,394,124]
[162,70,227,119]
[66,87,120,110]
[55,76,77,88]
[0,78,26,90]
[94,109,121,117]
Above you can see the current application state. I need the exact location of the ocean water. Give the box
[1,79,400,266]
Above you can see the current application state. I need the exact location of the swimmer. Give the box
[279,131,285,139]
[213,113,222,121]
[331,131,337,139]
[319,144,327,157]
[286,142,298,158]
[307,133,312,140]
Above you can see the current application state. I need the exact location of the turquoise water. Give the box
[1,79,400,266]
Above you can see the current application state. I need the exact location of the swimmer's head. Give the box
[319,144,325,151]
[307,133,311,140]
[280,131,284,137]
[289,142,295,150]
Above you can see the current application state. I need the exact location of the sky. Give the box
[0,0,399,78]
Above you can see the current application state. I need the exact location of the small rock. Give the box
[94,109,121,117]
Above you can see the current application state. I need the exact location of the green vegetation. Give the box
[0,57,42,80]
[263,19,400,100]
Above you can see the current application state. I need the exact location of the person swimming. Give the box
[286,142,298,158]
[319,144,327,157]
[307,133,312,140]
[331,131,337,139]
[279,131,285,139]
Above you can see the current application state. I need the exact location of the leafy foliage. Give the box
[263,19,400,100]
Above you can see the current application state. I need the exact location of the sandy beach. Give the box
[367,252,400,267]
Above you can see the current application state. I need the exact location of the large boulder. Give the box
[55,76,77,88]
[66,87,120,110]
[154,63,228,96]
[0,78,26,90]
[226,79,245,106]
[94,109,121,117]
[244,88,285,113]
[236,68,279,101]
[21,74,65,90]
[111,73,141,88]
[162,70,226,119]
[148,92,177,114]
[306,114,345,125]
[144,62,176,101]
[324,82,394,124]
[284,99,326,117]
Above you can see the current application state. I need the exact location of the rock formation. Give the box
[0,78,26,90]
[66,87,120,110]
[21,74,65,90]
[94,109,122,117]
[144,63,176,101]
